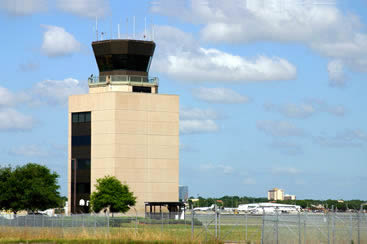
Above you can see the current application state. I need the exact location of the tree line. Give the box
[0,163,136,215]
[188,196,367,211]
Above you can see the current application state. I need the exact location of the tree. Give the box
[0,163,61,214]
[90,176,136,214]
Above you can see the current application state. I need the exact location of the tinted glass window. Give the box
[72,114,79,123]
[96,54,151,72]
[85,113,91,122]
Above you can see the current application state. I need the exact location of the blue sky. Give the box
[0,0,366,200]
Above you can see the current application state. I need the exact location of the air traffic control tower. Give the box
[68,39,179,214]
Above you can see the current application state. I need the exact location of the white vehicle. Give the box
[238,203,301,214]
[193,204,215,211]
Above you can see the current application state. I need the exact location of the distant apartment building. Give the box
[284,194,296,201]
[268,188,284,201]
[179,186,189,202]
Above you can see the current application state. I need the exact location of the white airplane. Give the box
[238,203,301,214]
[193,204,215,211]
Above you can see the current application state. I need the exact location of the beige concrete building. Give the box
[68,39,179,214]
[284,194,296,201]
[268,188,284,201]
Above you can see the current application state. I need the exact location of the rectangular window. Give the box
[78,113,85,123]
[72,113,79,123]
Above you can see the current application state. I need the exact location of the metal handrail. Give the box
[88,75,158,85]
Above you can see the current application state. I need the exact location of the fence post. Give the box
[161,210,163,233]
[349,213,353,244]
[245,213,248,241]
[94,213,97,235]
[298,211,301,244]
[327,211,330,244]
[358,207,361,244]
[107,213,110,236]
[261,209,265,244]
[191,211,194,240]
[275,210,279,244]
[219,210,221,240]
[215,210,218,239]
[332,209,335,244]
[304,212,307,244]
[135,209,138,232]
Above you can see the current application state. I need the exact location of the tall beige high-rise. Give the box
[68,39,179,214]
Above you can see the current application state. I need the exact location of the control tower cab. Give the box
[88,39,158,94]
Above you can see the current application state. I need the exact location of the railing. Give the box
[88,75,158,86]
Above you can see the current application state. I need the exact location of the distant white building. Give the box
[268,188,284,201]
[284,194,296,201]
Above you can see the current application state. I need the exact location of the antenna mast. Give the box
[133,16,136,39]
[126,18,129,39]
[117,24,120,39]
[96,17,99,41]
[144,17,147,39]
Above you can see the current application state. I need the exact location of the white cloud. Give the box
[152,0,367,83]
[180,108,220,120]
[313,129,367,148]
[8,144,48,157]
[180,108,220,134]
[57,0,110,18]
[155,47,297,83]
[192,87,250,104]
[257,120,305,137]
[152,25,297,83]
[265,103,315,119]
[328,59,346,87]
[0,108,34,131]
[265,99,345,118]
[180,120,219,134]
[0,87,31,108]
[18,61,39,72]
[270,140,303,155]
[272,167,302,175]
[41,25,81,57]
[200,163,234,174]
[32,78,87,105]
[243,178,256,185]
[0,0,47,16]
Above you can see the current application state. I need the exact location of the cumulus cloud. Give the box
[328,59,346,87]
[152,0,367,83]
[180,108,220,134]
[243,178,256,185]
[32,78,87,105]
[0,87,31,108]
[180,108,220,120]
[0,0,47,16]
[257,120,305,137]
[314,129,367,148]
[0,108,34,131]
[269,140,303,155]
[272,167,302,175]
[18,61,39,72]
[57,0,110,18]
[152,26,297,83]
[200,163,234,174]
[192,87,250,104]
[8,144,48,157]
[180,120,219,134]
[265,99,345,119]
[155,47,297,83]
[41,25,81,57]
[264,103,315,119]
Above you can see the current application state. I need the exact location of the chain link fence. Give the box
[0,210,366,243]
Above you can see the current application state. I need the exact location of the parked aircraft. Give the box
[238,203,301,214]
[193,204,215,211]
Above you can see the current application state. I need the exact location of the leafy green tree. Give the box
[90,176,136,214]
[0,163,61,214]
